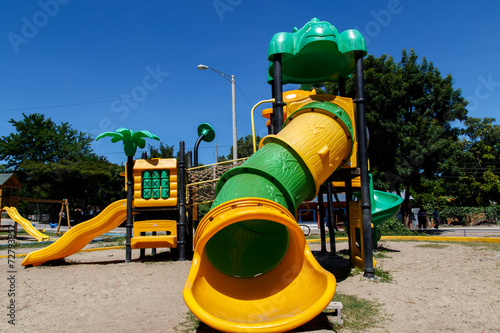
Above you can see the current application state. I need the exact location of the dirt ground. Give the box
[1,238,499,332]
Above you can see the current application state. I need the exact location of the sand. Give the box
[1,239,499,332]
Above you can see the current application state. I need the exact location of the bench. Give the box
[130,220,177,249]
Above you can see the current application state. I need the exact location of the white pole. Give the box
[231,75,237,162]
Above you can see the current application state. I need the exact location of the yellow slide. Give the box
[184,199,336,333]
[22,200,127,266]
[184,94,355,332]
[2,206,49,242]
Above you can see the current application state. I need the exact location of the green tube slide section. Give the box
[204,141,316,278]
[354,175,404,246]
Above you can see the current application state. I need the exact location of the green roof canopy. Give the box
[267,18,367,85]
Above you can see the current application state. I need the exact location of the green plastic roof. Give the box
[267,18,367,85]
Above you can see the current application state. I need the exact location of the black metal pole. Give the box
[338,77,346,97]
[326,181,336,254]
[318,186,327,253]
[140,231,146,258]
[346,176,353,264]
[139,152,147,258]
[272,54,284,135]
[269,80,276,135]
[125,156,134,263]
[178,141,187,261]
[355,51,375,278]
[193,135,205,167]
[151,231,157,256]
[187,150,193,258]
[187,151,192,169]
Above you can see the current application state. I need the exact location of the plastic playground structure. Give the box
[14,18,405,332]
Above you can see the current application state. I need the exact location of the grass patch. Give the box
[305,232,348,241]
[348,266,393,283]
[373,250,391,259]
[332,292,383,331]
[374,268,393,283]
[116,237,125,246]
[455,241,500,251]
[415,243,449,249]
[177,312,201,333]
[10,241,53,249]
[100,236,126,246]
[349,266,363,277]
[404,240,500,252]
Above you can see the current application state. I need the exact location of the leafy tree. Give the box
[0,113,125,220]
[442,117,500,205]
[147,142,175,158]
[316,49,468,222]
[18,159,124,222]
[218,134,261,162]
[0,113,101,170]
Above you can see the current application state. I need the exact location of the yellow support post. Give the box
[349,201,377,269]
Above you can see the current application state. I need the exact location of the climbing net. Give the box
[187,158,247,205]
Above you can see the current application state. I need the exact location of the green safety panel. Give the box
[142,169,170,199]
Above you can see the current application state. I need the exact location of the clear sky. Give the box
[1,0,499,166]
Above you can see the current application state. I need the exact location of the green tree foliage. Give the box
[0,113,126,221]
[145,142,189,166]
[218,134,261,162]
[0,113,100,170]
[317,49,468,217]
[442,117,500,205]
[147,142,175,158]
[19,159,124,222]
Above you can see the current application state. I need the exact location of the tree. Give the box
[218,135,261,162]
[0,113,122,220]
[147,142,175,158]
[316,49,468,221]
[18,159,124,222]
[0,113,100,170]
[442,117,500,205]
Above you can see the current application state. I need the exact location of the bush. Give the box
[378,218,419,236]
[484,204,500,224]
[440,205,499,225]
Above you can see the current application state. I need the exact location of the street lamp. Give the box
[197,64,237,161]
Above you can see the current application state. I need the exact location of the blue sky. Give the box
[1,0,499,166]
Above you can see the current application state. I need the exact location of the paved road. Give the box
[298,221,500,238]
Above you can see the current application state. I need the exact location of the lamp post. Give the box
[197,64,237,161]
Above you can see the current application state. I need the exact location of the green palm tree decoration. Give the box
[96,127,159,263]
[96,127,159,157]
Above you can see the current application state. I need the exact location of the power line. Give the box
[235,82,253,107]
[0,82,230,112]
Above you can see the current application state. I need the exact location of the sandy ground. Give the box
[1,238,499,332]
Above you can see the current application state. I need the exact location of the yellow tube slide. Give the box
[3,206,49,242]
[22,200,127,266]
[184,95,355,332]
[184,198,336,332]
